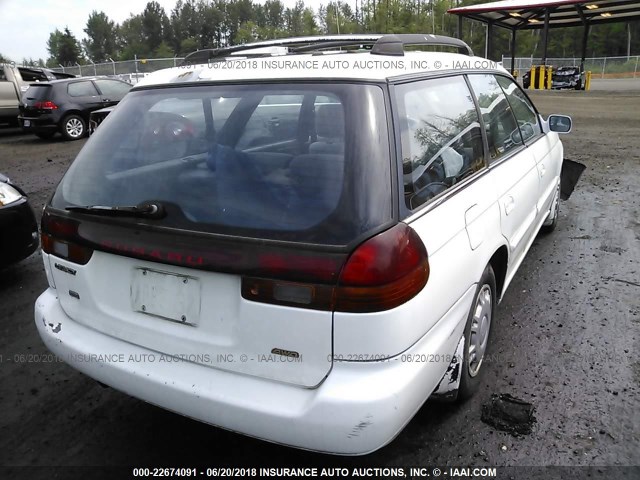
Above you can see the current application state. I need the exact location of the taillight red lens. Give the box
[34,101,58,110]
[41,213,93,265]
[335,223,429,312]
[242,223,429,313]
[258,253,341,283]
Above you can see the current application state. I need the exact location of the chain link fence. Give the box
[48,54,640,84]
[502,55,640,80]
[50,57,185,83]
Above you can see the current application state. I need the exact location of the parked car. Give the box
[88,106,114,134]
[0,173,38,268]
[0,64,76,126]
[35,34,572,455]
[523,65,582,90]
[18,76,131,140]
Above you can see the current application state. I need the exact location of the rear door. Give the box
[467,74,540,269]
[66,80,103,112]
[93,79,131,107]
[391,75,496,350]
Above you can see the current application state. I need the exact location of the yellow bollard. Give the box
[546,66,553,89]
[529,66,536,89]
[585,71,592,91]
[538,66,545,90]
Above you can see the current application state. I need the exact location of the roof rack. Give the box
[183,34,473,65]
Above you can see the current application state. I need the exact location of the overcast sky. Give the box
[0,0,354,63]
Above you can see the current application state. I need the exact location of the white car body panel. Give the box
[48,251,332,387]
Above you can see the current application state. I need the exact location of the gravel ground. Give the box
[0,88,638,478]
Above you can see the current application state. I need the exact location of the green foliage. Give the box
[47,27,83,66]
[83,11,117,62]
[40,0,639,63]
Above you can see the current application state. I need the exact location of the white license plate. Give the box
[131,268,201,325]
[23,120,30,127]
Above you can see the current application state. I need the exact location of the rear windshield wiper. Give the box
[66,202,166,219]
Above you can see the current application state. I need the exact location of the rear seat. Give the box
[309,104,345,154]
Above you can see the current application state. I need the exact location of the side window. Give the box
[236,94,304,149]
[94,79,131,98]
[396,76,485,210]
[496,76,542,143]
[467,74,523,162]
[67,81,99,97]
[0,67,8,81]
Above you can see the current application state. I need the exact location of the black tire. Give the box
[60,114,87,141]
[35,131,56,140]
[540,183,560,234]
[458,265,496,401]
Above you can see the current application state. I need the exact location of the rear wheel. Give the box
[61,114,86,140]
[458,265,496,401]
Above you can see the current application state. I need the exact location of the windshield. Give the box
[52,82,392,246]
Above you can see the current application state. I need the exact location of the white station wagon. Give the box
[36,34,571,455]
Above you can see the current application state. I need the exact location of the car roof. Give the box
[136,50,506,89]
[133,34,505,88]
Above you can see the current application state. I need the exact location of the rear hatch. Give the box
[44,82,393,387]
[20,84,54,117]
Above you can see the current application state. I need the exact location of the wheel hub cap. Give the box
[468,285,492,377]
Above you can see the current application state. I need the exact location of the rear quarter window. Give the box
[395,75,485,210]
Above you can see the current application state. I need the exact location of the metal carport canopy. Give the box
[448,0,640,30]
[448,0,640,78]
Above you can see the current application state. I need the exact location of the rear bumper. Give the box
[18,115,59,132]
[0,198,38,267]
[35,286,471,455]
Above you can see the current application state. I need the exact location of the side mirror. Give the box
[548,114,572,133]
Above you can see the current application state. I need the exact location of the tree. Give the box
[47,27,83,66]
[142,1,171,54]
[118,15,146,60]
[0,53,12,64]
[83,11,117,62]
[285,1,305,37]
[170,0,201,53]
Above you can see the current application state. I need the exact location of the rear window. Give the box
[52,83,392,246]
[24,85,51,100]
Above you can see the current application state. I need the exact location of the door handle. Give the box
[103,98,111,102]
[504,196,515,216]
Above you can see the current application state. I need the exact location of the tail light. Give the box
[335,223,429,312]
[34,101,58,110]
[242,223,429,313]
[41,213,93,264]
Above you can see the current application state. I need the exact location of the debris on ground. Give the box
[481,394,536,436]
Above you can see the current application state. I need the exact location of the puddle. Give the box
[481,393,536,436]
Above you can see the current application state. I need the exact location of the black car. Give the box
[18,77,131,140]
[0,173,38,268]
[522,66,582,90]
[88,106,114,134]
